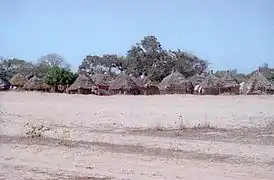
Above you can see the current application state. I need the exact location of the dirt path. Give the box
[1,140,273,180]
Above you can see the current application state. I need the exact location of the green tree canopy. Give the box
[44,66,77,86]
[78,35,209,82]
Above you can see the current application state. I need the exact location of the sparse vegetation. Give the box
[154,123,165,131]
[25,121,50,138]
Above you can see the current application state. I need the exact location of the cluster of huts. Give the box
[1,67,274,95]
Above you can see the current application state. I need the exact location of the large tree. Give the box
[44,66,77,86]
[77,35,209,82]
[78,54,126,76]
[33,53,68,78]
[0,57,34,79]
[126,35,209,82]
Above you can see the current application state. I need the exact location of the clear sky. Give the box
[0,0,273,73]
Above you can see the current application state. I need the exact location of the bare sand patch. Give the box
[1,92,274,179]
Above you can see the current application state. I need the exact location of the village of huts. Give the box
[1,66,274,96]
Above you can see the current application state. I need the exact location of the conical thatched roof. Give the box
[10,73,28,86]
[221,71,239,88]
[200,73,206,78]
[23,76,51,90]
[188,74,206,86]
[159,71,191,89]
[199,73,222,89]
[244,70,274,94]
[0,76,11,91]
[135,74,151,87]
[109,72,137,90]
[68,73,97,90]
[92,73,112,86]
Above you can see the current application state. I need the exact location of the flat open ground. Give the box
[1,92,274,180]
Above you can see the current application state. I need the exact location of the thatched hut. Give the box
[129,74,137,82]
[188,73,206,86]
[243,69,274,95]
[67,73,98,95]
[23,76,51,92]
[109,72,140,95]
[92,73,112,95]
[143,83,160,95]
[0,76,11,91]
[10,73,28,89]
[134,74,153,95]
[135,74,151,87]
[220,71,240,95]
[198,71,222,95]
[159,71,194,94]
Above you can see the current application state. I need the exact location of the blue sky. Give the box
[0,0,273,73]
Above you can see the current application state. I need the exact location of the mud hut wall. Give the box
[77,88,93,95]
[109,89,127,95]
[220,86,240,95]
[159,87,187,94]
[109,88,140,95]
[68,89,78,94]
[144,86,160,95]
[254,86,274,95]
[202,88,221,95]
[137,87,145,95]
[98,89,110,96]
[98,85,109,90]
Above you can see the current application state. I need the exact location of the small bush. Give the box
[25,122,50,138]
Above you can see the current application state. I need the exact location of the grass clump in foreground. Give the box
[175,112,217,131]
[25,121,50,138]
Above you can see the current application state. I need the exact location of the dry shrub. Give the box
[155,123,165,131]
[265,120,274,131]
[175,112,216,130]
[57,129,72,146]
[25,121,50,138]
[192,121,216,130]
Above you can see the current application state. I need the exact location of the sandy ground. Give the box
[0,91,274,180]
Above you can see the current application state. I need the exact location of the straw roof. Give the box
[91,73,112,86]
[0,76,11,90]
[221,71,239,88]
[109,72,137,90]
[200,73,206,78]
[128,74,137,84]
[188,74,206,86]
[68,73,97,91]
[9,73,28,86]
[23,76,51,90]
[244,71,274,93]
[159,71,191,89]
[135,74,151,87]
[199,73,222,89]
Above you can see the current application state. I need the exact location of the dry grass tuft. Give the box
[264,120,274,132]
[155,123,165,131]
[175,112,216,131]
[192,121,216,130]
[24,121,50,138]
